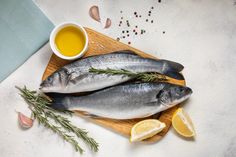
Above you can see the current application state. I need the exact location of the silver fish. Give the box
[48,82,192,119]
[40,51,184,93]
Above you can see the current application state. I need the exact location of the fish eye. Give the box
[179,87,184,92]
[47,77,53,83]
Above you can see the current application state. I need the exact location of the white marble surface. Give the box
[1,0,236,156]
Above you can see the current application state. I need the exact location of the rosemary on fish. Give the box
[16,86,99,154]
[89,67,167,82]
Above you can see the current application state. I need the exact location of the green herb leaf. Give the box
[16,86,99,154]
[89,67,167,82]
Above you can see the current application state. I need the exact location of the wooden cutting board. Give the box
[42,27,185,142]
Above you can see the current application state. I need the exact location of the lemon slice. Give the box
[172,108,195,137]
[130,119,166,142]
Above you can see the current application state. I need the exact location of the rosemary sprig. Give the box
[16,86,99,154]
[32,108,84,153]
[89,67,167,82]
[46,111,99,152]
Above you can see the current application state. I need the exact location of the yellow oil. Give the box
[55,26,85,57]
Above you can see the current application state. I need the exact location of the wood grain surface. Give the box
[42,27,185,142]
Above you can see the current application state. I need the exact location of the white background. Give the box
[0,0,236,156]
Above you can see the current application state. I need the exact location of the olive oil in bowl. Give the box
[55,26,85,57]
[50,22,88,60]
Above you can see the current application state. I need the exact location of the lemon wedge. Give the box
[130,119,166,142]
[172,108,195,137]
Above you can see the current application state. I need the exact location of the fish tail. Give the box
[159,60,184,80]
[162,60,184,72]
[164,71,185,80]
[47,93,69,111]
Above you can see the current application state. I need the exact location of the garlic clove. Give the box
[89,5,101,22]
[18,112,33,129]
[104,18,112,29]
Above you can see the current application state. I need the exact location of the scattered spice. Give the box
[141,29,146,34]
[116,2,163,45]
[126,20,130,27]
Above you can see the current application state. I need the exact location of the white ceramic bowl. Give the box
[50,22,88,60]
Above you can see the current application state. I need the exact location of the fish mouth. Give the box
[179,88,193,103]
[39,86,46,92]
[39,81,50,92]
[170,87,193,106]
[186,87,193,95]
[39,80,51,89]
[39,82,43,90]
[39,83,45,91]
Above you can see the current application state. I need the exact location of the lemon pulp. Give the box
[172,108,195,137]
[130,119,166,142]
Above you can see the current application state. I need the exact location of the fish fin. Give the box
[145,102,157,106]
[161,60,184,72]
[165,71,185,80]
[46,93,69,111]
[110,50,138,55]
[82,112,101,119]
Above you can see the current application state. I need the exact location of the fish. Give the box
[48,82,192,119]
[40,50,184,93]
